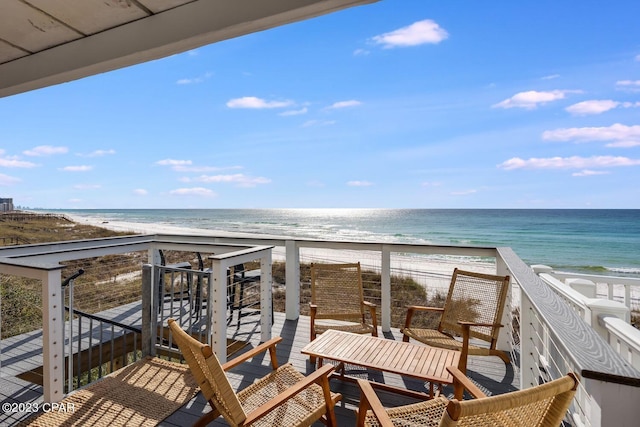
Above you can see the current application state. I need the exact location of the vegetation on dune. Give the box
[0,213,140,338]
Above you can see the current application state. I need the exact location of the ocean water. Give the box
[52,209,640,276]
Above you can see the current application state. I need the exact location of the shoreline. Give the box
[60,213,640,307]
[68,214,495,292]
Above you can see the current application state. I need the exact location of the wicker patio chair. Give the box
[167,319,341,427]
[310,262,378,343]
[402,268,511,372]
[356,366,579,426]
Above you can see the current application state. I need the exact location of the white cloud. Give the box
[328,100,362,109]
[347,180,373,187]
[61,165,92,172]
[636,54,640,62]
[421,181,442,187]
[169,187,216,197]
[353,49,370,56]
[86,149,115,157]
[606,140,640,148]
[541,74,560,80]
[226,97,293,109]
[74,184,101,189]
[176,72,212,85]
[279,107,308,116]
[542,123,640,147]
[192,174,271,187]
[307,180,325,187]
[133,189,148,195]
[0,157,37,168]
[498,155,640,170]
[616,80,640,92]
[493,90,580,109]
[23,145,68,156]
[371,19,448,48]
[0,173,20,185]
[572,169,610,177]
[565,100,620,115]
[156,159,193,168]
[616,80,640,86]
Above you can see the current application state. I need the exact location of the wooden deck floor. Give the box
[1,303,518,426]
[160,312,519,426]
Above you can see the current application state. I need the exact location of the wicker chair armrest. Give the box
[404,306,444,330]
[447,366,487,400]
[244,364,337,426]
[407,305,445,312]
[356,379,395,427]
[222,336,283,371]
[457,320,503,329]
[362,301,378,336]
[362,300,377,309]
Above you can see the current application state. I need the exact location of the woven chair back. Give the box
[311,262,365,321]
[442,373,579,426]
[167,319,246,425]
[440,269,510,345]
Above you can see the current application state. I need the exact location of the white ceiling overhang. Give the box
[0,0,377,99]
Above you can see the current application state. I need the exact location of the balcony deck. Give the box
[0,297,518,426]
[163,311,518,426]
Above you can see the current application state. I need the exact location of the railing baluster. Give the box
[98,325,103,379]
[77,313,82,387]
[122,330,126,368]
[87,318,93,384]
[110,324,115,373]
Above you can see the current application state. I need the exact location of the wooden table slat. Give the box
[301,330,460,387]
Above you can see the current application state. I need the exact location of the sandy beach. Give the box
[63,213,640,310]
[69,214,496,293]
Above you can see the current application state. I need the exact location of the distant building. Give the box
[0,198,14,212]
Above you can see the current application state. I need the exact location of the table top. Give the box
[301,329,460,385]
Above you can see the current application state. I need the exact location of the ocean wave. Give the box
[606,266,640,274]
[554,264,640,276]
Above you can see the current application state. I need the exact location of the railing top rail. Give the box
[0,234,156,257]
[155,232,499,257]
[539,273,590,310]
[65,306,142,333]
[553,270,640,286]
[498,247,640,387]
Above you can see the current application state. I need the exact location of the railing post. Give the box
[496,253,512,351]
[141,264,154,357]
[587,299,629,338]
[585,378,640,427]
[285,240,300,320]
[260,252,273,342]
[42,268,65,402]
[209,258,228,363]
[381,245,391,333]
[565,278,597,298]
[519,288,539,389]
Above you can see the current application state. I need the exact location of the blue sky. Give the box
[2,0,640,209]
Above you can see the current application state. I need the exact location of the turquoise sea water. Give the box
[50,209,640,276]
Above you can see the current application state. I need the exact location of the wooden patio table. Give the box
[301,329,461,399]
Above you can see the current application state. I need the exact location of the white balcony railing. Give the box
[1,233,639,426]
[535,267,640,375]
